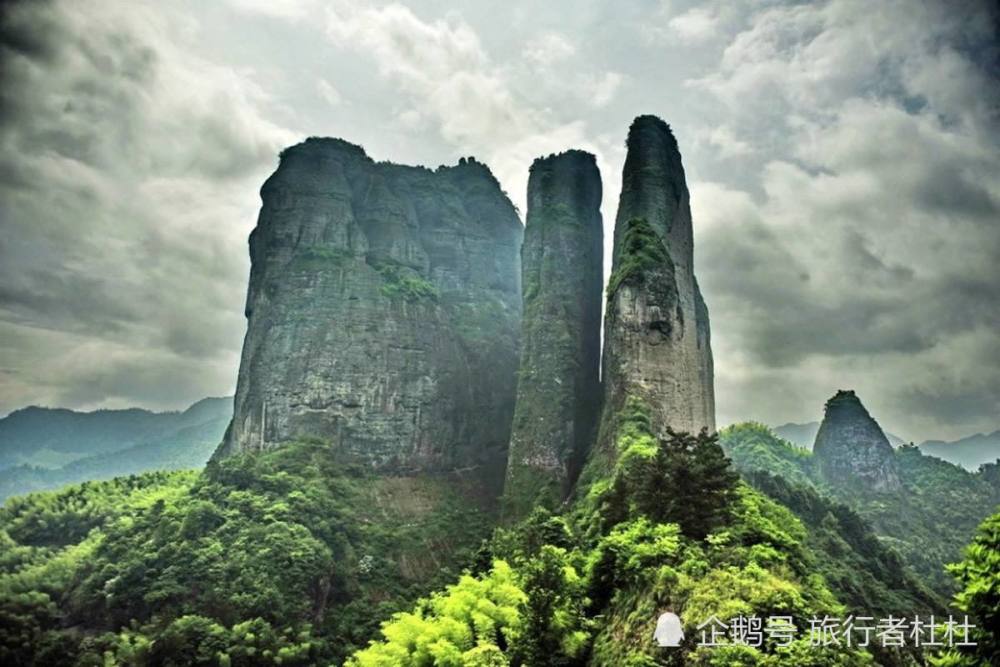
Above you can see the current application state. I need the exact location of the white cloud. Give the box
[225,0,314,21]
[321,1,604,215]
[524,32,576,65]
[699,124,753,158]
[668,6,719,43]
[316,78,342,106]
[395,108,424,129]
[0,0,297,413]
[1,0,996,440]
[684,0,1000,439]
[588,72,624,108]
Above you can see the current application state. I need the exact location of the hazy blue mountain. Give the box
[0,398,231,502]
[919,431,1000,471]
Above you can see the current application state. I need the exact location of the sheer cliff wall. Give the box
[215,138,523,475]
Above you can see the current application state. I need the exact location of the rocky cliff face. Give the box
[503,151,603,519]
[813,390,902,492]
[601,116,715,439]
[215,138,523,475]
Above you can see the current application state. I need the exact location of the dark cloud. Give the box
[0,0,291,415]
[0,0,60,63]
[688,0,1000,439]
[0,0,995,442]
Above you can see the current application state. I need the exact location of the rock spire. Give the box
[601,115,715,440]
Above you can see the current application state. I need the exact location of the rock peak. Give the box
[813,390,902,493]
[600,115,714,440]
[627,115,679,150]
[531,149,597,169]
[829,389,859,402]
[279,136,369,162]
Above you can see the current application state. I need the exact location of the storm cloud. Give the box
[0,0,997,441]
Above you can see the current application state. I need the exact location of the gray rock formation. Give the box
[813,390,902,492]
[215,138,523,475]
[601,116,715,438]
[503,151,603,519]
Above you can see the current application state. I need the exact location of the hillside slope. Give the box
[0,440,495,666]
[722,421,1000,596]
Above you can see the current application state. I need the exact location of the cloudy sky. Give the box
[0,0,997,441]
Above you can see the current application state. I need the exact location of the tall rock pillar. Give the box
[503,151,603,520]
[602,115,715,443]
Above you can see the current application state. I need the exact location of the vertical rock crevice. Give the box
[503,151,603,520]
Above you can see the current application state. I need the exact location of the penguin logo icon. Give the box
[653,611,684,647]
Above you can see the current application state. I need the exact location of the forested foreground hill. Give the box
[0,441,494,666]
[3,409,997,666]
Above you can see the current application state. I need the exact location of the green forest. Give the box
[2,409,997,666]
[720,423,1000,597]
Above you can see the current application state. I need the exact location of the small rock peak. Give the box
[814,389,901,493]
[829,389,859,402]
[438,155,505,191]
[449,155,485,170]
[823,389,874,420]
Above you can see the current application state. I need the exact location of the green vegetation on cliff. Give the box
[933,510,1000,666]
[375,262,440,303]
[605,217,672,296]
[289,246,353,273]
[349,399,887,666]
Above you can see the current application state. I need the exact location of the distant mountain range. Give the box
[773,421,1000,471]
[919,431,1000,471]
[0,397,231,502]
